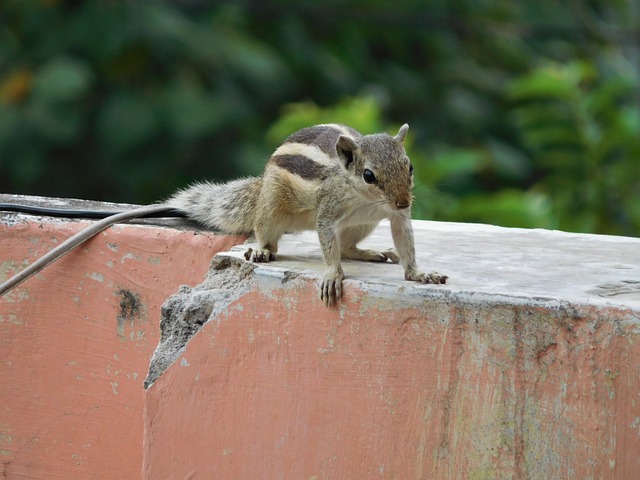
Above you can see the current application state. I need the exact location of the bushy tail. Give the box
[167,177,262,235]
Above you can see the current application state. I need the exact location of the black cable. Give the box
[0,203,187,219]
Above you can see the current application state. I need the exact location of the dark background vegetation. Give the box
[1,0,639,236]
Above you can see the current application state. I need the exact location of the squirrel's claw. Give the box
[382,249,400,264]
[244,247,276,263]
[341,248,400,264]
[406,270,448,285]
[320,269,345,307]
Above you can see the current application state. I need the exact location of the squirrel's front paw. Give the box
[320,269,345,307]
[406,270,448,285]
[244,247,276,263]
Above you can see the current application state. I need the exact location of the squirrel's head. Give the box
[337,124,414,211]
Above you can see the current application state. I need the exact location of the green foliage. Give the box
[0,0,638,236]
[0,1,291,200]
[509,57,640,235]
[266,97,387,146]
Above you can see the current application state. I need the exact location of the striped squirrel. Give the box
[0,124,447,304]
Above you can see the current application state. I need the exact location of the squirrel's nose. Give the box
[395,200,411,210]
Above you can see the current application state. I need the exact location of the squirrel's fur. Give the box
[0,123,447,304]
[169,123,447,306]
[168,178,261,235]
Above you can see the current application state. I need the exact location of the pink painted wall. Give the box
[143,274,640,479]
[0,215,242,479]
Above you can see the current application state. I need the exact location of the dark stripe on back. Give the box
[271,154,329,181]
[285,125,360,157]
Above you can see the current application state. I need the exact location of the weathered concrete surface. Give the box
[143,222,640,479]
[0,195,243,480]
[144,256,255,389]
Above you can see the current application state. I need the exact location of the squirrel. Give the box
[0,123,447,305]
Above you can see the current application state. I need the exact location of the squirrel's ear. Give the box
[337,135,358,170]
[394,124,409,144]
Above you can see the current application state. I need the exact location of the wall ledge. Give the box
[223,216,640,311]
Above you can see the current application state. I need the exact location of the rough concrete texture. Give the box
[144,221,640,479]
[0,195,244,480]
[145,256,255,388]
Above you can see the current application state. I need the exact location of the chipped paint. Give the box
[0,429,12,453]
[116,289,145,339]
[0,313,22,325]
[89,272,104,282]
[0,259,22,282]
[120,252,141,263]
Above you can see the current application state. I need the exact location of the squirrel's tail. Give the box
[168,177,261,235]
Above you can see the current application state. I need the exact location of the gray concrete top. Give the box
[223,220,640,311]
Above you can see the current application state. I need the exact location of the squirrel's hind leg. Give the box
[340,224,400,264]
[245,219,283,264]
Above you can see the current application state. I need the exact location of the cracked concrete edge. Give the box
[144,248,640,389]
[218,248,640,318]
[144,256,256,389]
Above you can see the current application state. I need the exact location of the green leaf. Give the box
[27,103,83,144]
[509,61,596,101]
[512,103,573,130]
[425,148,485,183]
[509,65,575,100]
[486,139,531,180]
[522,124,582,151]
[98,93,158,154]
[453,190,554,229]
[31,57,93,104]
[266,97,384,146]
[161,82,223,140]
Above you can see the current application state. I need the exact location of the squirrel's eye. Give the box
[409,163,414,175]
[363,169,377,184]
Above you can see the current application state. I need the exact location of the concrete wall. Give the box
[142,257,640,480]
[0,196,243,480]
[2,195,640,479]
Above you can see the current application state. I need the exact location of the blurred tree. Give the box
[0,0,638,235]
[0,1,293,200]
[509,57,640,235]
